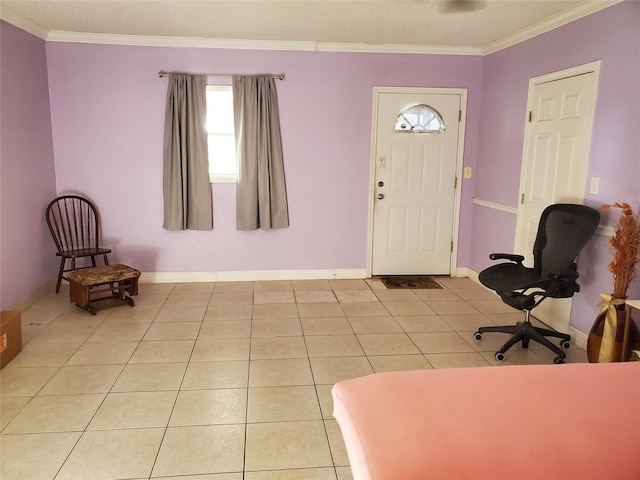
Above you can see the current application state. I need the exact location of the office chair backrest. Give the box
[533,204,600,281]
[46,195,102,254]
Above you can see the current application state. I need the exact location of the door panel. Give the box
[372,91,461,275]
[516,68,598,332]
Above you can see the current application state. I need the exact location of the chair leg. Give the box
[477,324,522,336]
[103,254,109,266]
[497,327,527,354]
[533,326,570,342]
[475,309,570,362]
[56,258,66,293]
[528,327,567,359]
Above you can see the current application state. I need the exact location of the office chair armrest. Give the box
[546,270,581,296]
[546,271,579,281]
[489,253,525,264]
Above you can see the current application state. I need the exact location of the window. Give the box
[206,85,236,183]
[394,104,445,133]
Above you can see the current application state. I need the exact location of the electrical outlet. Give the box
[590,176,600,194]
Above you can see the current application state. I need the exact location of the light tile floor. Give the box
[1,277,588,479]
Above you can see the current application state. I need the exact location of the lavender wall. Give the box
[0,21,58,310]
[469,1,640,332]
[44,44,483,275]
[3,2,638,335]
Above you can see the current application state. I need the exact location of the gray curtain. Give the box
[233,75,289,230]
[163,74,213,231]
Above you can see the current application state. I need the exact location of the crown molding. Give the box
[44,30,484,56]
[2,1,622,56]
[46,31,319,51]
[0,4,48,40]
[315,41,483,56]
[482,0,623,55]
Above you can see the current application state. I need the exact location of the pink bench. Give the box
[332,362,640,479]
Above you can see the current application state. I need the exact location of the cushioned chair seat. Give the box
[67,264,140,315]
[66,264,140,286]
[478,263,542,292]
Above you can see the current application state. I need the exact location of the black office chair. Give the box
[473,204,600,364]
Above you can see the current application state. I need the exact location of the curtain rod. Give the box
[158,70,284,80]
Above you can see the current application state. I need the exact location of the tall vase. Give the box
[587,294,639,362]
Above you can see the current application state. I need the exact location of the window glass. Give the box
[394,104,445,133]
[206,85,236,183]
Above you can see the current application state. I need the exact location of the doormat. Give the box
[378,276,443,289]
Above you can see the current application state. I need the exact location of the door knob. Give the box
[377,193,384,200]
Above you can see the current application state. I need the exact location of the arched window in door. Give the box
[394,104,445,133]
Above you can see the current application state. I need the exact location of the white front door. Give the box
[371,89,463,276]
[515,62,600,332]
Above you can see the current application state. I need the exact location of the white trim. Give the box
[209,174,236,184]
[0,4,49,40]
[473,198,613,236]
[597,224,615,237]
[464,268,479,285]
[46,32,319,52]
[472,198,518,215]
[568,326,588,349]
[454,267,470,279]
[366,87,467,278]
[482,0,622,55]
[515,60,601,253]
[139,268,368,283]
[1,1,620,55]
[43,31,484,56]
[314,42,482,56]
[6,279,57,312]
[528,60,602,86]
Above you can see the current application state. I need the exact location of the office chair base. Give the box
[474,317,570,364]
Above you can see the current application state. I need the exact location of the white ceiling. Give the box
[0,0,620,54]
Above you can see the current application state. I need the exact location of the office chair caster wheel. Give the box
[495,351,505,362]
[554,356,565,364]
[560,340,570,349]
[473,332,482,341]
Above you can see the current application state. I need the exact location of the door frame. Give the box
[514,60,601,252]
[514,61,600,333]
[366,86,468,277]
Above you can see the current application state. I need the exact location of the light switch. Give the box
[463,166,472,179]
[590,176,600,194]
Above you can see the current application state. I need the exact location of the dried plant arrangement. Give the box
[602,202,640,298]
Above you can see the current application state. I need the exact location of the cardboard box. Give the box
[1,311,23,369]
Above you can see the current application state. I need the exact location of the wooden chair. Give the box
[46,195,112,293]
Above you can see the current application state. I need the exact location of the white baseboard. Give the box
[8,279,57,312]
[8,269,368,311]
[464,268,481,285]
[568,327,588,349]
[140,268,369,283]
[454,267,470,278]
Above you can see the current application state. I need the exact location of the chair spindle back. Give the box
[46,195,101,254]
